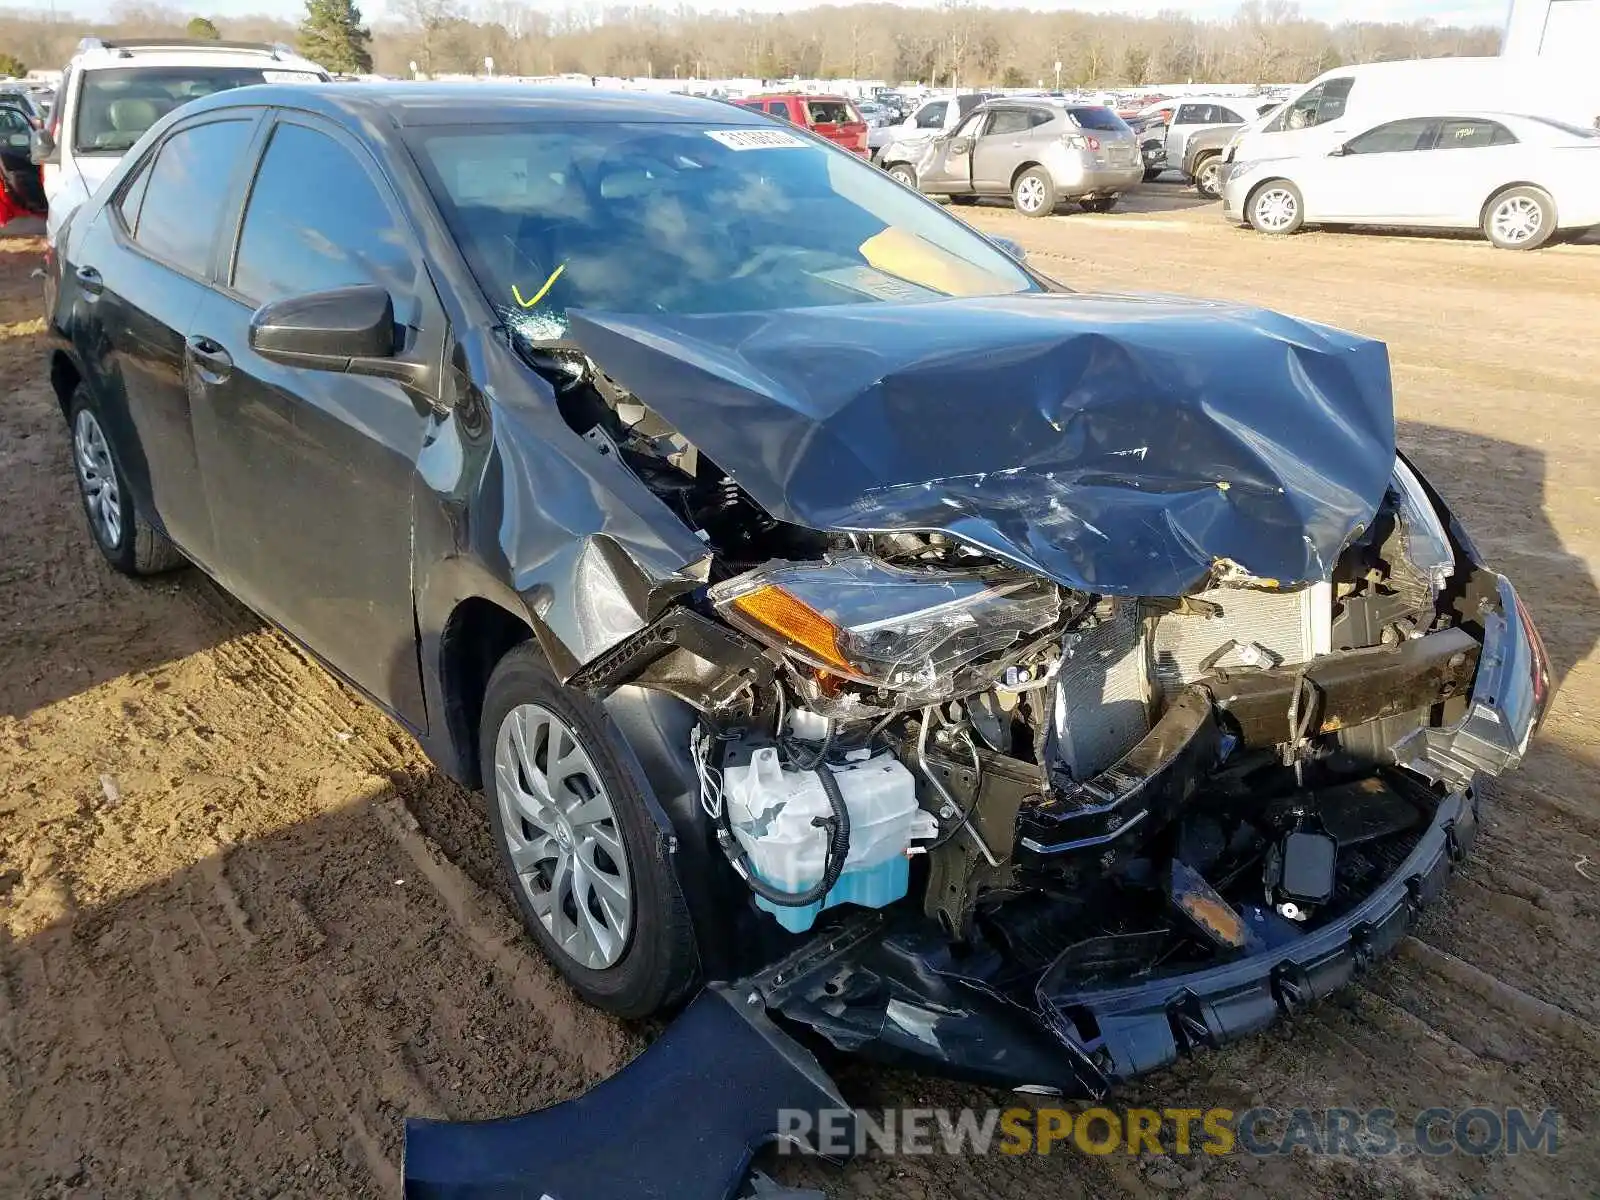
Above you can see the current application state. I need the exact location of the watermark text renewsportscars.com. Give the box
[775,1105,1561,1159]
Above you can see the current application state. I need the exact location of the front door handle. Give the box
[186,334,233,382]
[74,264,103,297]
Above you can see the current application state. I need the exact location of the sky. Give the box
[58,0,1514,25]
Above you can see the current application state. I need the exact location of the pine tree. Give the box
[298,0,374,76]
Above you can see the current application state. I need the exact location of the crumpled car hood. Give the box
[566,292,1395,596]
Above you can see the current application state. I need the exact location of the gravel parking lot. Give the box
[2,194,1597,1198]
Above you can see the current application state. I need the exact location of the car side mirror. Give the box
[948,136,973,153]
[1329,143,1350,156]
[28,127,56,166]
[249,284,427,387]
[990,236,1027,264]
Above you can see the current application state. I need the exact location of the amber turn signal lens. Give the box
[731,586,852,671]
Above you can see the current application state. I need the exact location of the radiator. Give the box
[1152,582,1332,702]
[1049,584,1334,782]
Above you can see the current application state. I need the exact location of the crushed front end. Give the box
[405,294,1554,1194]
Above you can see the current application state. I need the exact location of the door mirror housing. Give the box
[249,284,428,387]
[1329,143,1351,157]
[28,127,56,165]
[948,136,972,154]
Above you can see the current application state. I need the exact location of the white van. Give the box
[33,37,328,244]
[1224,58,1600,168]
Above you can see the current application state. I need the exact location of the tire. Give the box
[1143,166,1164,183]
[1247,180,1304,236]
[1193,154,1223,200]
[480,643,698,1019]
[1482,186,1556,251]
[68,385,185,576]
[1012,166,1056,217]
[1079,196,1118,214]
[886,162,918,189]
[947,193,978,205]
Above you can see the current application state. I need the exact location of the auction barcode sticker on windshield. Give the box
[706,128,807,151]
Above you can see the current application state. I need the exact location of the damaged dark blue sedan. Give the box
[46,85,1551,1197]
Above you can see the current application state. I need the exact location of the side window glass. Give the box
[954,113,985,138]
[985,111,1031,137]
[1176,104,1204,124]
[1346,119,1436,155]
[766,101,791,121]
[1217,107,1244,124]
[1437,119,1515,149]
[1029,110,1053,128]
[232,122,415,309]
[115,153,153,234]
[132,119,255,278]
[916,102,947,129]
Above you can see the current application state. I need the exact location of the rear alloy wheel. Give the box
[1484,186,1556,251]
[68,386,185,576]
[1012,167,1057,217]
[1193,154,1224,199]
[481,644,697,1018]
[1248,180,1304,235]
[1079,196,1118,214]
[886,162,918,189]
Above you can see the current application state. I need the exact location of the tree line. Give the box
[1,0,1501,89]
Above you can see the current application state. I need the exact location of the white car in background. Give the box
[1223,111,1600,250]
[32,36,327,244]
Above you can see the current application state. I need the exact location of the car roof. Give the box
[176,82,772,128]
[739,93,850,102]
[69,37,325,75]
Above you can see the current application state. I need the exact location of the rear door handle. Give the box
[74,264,103,297]
[186,334,233,382]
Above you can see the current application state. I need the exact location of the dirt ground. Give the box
[1,192,1597,1199]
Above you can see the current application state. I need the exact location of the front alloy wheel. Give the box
[495,702,633,970]
[1249,181,1304,235]
[479,643,698,1018]
[1195,156,1223,199]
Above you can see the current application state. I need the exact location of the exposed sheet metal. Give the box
[566,292,1396,598]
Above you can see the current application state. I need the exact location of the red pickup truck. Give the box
[733,94,869,156]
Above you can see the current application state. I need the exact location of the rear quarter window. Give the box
[1068,106,1130,133]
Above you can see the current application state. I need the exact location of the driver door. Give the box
[917,111,985,193]
[1306,118,1439,222]
[187,113,441,727]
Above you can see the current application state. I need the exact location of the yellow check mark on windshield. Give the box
[512,264,566,309]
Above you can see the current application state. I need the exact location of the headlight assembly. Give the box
[710,554,1062,696]
[1390,457,1454,592]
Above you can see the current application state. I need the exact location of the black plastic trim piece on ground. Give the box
[402,985,851,1199]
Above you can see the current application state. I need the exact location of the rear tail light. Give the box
[1062,133,1102,151]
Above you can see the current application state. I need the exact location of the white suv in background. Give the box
[34,36,327,243]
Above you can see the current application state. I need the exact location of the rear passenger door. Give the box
[187,112,442,726]
[67,112,261,570]
[1413,118,1521,226]
[971,108,1042,191]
